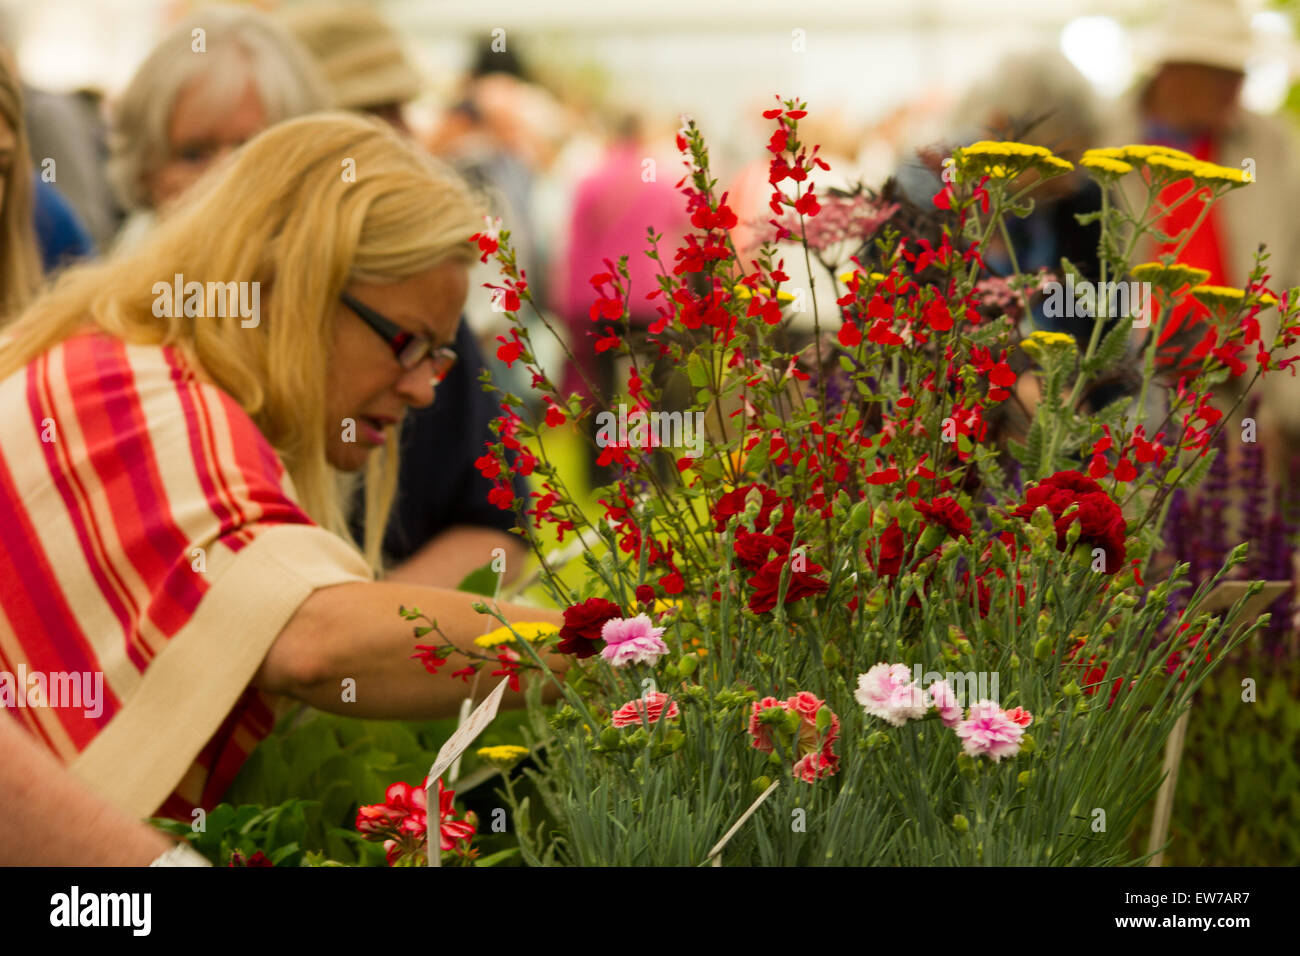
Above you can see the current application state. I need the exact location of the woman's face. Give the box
[324,261,469,471]
[148,74,267,210]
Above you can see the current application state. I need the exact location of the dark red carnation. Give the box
[1011,471,1127,573]
[746,557,829,614]
[557,597,623,658]
[867,520,906,579]
[916,496,971,539]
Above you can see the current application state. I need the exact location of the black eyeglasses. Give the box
[340,292,457,379]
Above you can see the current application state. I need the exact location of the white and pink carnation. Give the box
[954,700,1026,762]
[854,663,926,727]
[926,679,964,728]
[600,614,669,668]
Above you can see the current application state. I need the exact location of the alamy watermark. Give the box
[594,403,706,458]
[152,273,260,328]
[914,665,999,706]
[0,666,104,719]
[1042,274,1152,328]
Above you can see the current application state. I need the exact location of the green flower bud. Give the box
[1009,652,1021,669]
[822,643,842,668]
[865,730,890,751]
[599,727,623,750]
[957,752,978,779]
[952,813,970,833]
[1033,635,1052,661]
[1063,680,1082,698]
[753,775,773,793]
[1036,611,1052,636]
[1017,770,1033,788]
[1020,733,1036,754]
[850,500,872,531]
[782,709,802,735]
[815,705,833,734]
[678,654,699,678]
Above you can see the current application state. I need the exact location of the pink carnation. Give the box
[746,691,840,783]
[954,700,1025,762]
[926,679,963,728]
[600,614,669,668]
[747,695,786,753]
[611,691,680,728]
[854,663,926,727]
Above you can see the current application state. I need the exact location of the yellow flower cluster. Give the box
[1131,261,1211,290]
[1190,284,1276,310]
[1081,145,1250,187]
[954,141,1073,181]
[473,621,560,648]
[1019,330,1078,364]
[476,744,530,767]
[733,284,797,303]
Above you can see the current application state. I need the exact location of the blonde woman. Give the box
[0,48,41,317]
[0,113,561,831]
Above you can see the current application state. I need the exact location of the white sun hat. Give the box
[1142,0,1258,74]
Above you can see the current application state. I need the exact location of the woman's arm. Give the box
[384,525,530,588]
[0,715,176,866]
[255,581,566,719]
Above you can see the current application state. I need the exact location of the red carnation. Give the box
[746,556,829,614]
[916,496,971,539]
[557,597,623,658]
[1011,471,1127,573]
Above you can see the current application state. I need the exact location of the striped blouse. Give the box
[0,331,371,820]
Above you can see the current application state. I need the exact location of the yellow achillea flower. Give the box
[838,270,888,286]
[1079,155,1133,176]
[1190,284,1273,310]
[954,141,1073,180]
[1114,144,1197,163]
[732,284,797,303]
[1019,330,1077,364]
[474,621,560,648]
[1131,261,1211,290]
[1189,162,1250,185]
[477,744,530,767]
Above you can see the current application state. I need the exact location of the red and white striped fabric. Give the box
[0,331,371,819]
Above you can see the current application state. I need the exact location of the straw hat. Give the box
[277,2,422,109]
[1146,0,1257,74]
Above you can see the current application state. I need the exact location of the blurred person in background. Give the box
[280,0,530,583]
[554,109,692,485]
[106,5,330,250]
[0,47,42,318]
[1105,0,1300,466]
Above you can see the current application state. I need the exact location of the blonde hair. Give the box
[0,112,485,567]
[108,4,331,213]
[0,50,41,317]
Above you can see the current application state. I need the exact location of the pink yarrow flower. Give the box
[611,691,680,728]
[855,663,926,726]
[926,679,963,728]
[600,614,669,667]
[954,700,1026,762]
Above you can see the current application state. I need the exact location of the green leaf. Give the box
[456,564,500,597]
[1083,319,1131,376]
[686,353,709,388]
